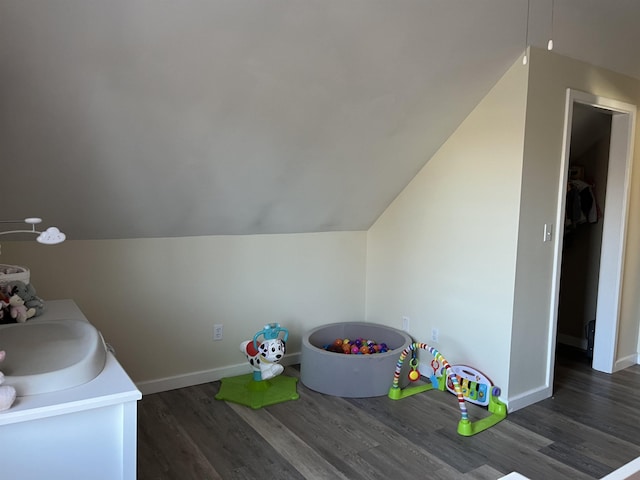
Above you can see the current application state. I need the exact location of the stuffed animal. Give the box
[8,294,36,323]
[0,292,8,324]
[6,281,44,318]
[0,350,16,411]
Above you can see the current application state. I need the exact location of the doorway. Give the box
[556,103,612,361]
[550,89,637,376]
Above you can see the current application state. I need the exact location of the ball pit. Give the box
[300,322,412,398]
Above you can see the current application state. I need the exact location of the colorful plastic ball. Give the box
[323,335,390,354]
[408,370,420,381]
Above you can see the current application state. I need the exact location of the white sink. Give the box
[0,319,107,396]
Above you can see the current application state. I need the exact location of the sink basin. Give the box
[0,319,107,396]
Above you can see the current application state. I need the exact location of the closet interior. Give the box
[557,103,613,360]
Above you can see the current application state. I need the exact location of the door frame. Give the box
[549,88,636,376]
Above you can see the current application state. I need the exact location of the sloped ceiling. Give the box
[1,0,639,239]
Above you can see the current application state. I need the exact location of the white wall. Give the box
[4,48,638,408]
[2,231,366,392]
[366,54,529,402]
[367,48,640,411]
[509,48,640,406]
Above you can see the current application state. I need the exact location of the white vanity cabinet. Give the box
[0,300,142,480]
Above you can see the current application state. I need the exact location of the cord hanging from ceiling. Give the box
[523,0,530,65]
[548,0,554,50]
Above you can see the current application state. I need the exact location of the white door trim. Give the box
[549,89,636,378]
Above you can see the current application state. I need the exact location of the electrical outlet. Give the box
[213,324,223,341]
[402,316,410,331]
[431,328,439,343]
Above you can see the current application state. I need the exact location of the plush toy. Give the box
[0,351,16,411]
[6,281,44,318]
[0,292,8,323]
[8,294,35,323]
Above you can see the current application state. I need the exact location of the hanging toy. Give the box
[429,358,440,389]
[408,350,420,382]
[388,342,507,437]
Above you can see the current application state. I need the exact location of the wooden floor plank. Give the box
[137,391,223,480]
[539,441,614,478]
[138,349,640,480]
[227,401,352,480]
[162,384,305,479]
[269,377,455,477]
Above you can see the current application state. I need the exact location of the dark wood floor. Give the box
[138,348,640,479]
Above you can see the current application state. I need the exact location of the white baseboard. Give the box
[503,455,640,480]
[614,353,638,372]
[136,352,301,396]
[507,384,552,412]
[601,456,640,479]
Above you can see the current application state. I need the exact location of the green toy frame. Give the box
[388,342,507,436]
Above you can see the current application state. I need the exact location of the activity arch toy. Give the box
[388,342,507,436]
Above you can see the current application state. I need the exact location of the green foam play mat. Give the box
[215,373,299,409]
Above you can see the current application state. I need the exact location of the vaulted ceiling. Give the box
[1,0,639,239]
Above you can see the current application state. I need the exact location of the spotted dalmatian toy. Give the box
[241,336,285,381]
